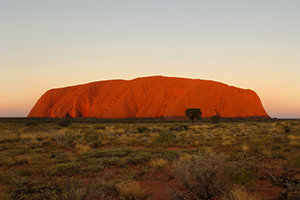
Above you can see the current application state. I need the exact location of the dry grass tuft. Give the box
[290,141,299,146]
[192,140,202,147]
[223,140,232,146]
[288,135,299,140]
[2,157,15,167]
[116,181,147,200]
[0,133,19,143]
[203,146,213,154]
[288,135,300,146]
[140,137,148,143]
[15,155,30,165]
[101,140,109,146]
[241,144,249,152]
[179,153,192,163]
[75,144,91,154]
[223,185,260,200]
[262,149,272,157]
[149,158,168,171]
[2,155,30,168]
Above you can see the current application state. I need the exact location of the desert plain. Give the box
[1,117,300,199]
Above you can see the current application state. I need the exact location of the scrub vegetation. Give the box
[0,117,300,199]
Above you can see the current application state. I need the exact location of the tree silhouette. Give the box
[185,108,202,122]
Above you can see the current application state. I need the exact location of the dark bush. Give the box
[169,125,188,132]
[94,126,106,130]
[25,121,39,126]
[211,110,221,124]
[154,131,177,144]
[56,118,73,127]
[83,130,101,148]
[151,128,163,133]
[283,125,291,133]
[137,126,150,133]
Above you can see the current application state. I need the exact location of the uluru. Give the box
[28,76,269,119]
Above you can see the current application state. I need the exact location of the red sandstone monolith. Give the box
[28,76,269,118]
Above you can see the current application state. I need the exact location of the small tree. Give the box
[185,108,202,123]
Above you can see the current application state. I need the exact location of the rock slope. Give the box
[28,76,269,118]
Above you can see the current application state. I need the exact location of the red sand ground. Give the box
[28,76,269,119]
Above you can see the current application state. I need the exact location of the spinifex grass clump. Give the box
[149,158,168,171]
[82,129,102,148]
[54,131,77,148]
[116,181,147,200]
[223,185,260,200]
[152,131,177,147]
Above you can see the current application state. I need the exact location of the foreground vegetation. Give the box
[0,118,300,199]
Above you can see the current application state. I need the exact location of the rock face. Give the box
[28,76,269,118]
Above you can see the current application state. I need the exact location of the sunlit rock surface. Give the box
[28,76,269,118]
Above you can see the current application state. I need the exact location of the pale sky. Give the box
[1,0,300,118]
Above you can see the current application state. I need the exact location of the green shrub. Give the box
[49,162,81,176]
[36,177,90,200]
[292,156,300,168]
[7,176,107,200]
[5,176,36,199]
[54,131,77,148]
[83,129,102,148]
[153,131,177,145]
[18,168,34,177]
[227,161,256,186]
[81,164,104,173]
